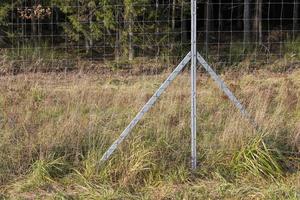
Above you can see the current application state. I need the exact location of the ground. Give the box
[0,69,299,199]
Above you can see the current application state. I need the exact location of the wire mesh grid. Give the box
[0,0,299,74]
[1,1,190,74]
[0,1,299,179]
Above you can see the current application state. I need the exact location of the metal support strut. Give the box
[100,52,192,163]
[197,53,258,129]
[99,0,258,170]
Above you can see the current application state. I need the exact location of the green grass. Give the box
[0,69,299,199]
[232,134,283,180]
[285,37,300,59]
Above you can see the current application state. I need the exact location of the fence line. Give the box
[0,1,299,74]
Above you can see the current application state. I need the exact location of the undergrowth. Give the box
[0,69,299,199]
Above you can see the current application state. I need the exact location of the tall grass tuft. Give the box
[232,134,283,180]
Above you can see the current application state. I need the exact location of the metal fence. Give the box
[0,1,299,74]
[0,0,299,171]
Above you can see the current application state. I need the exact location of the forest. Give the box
[0,0,299,63]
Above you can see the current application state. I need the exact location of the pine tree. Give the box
[53,0,115,55]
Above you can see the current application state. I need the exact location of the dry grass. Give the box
[0,69,299,199]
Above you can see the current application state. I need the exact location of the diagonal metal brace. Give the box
[100,52,192,163]
[197,52,258,129]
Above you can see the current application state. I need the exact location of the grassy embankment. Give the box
[0,66,299,199]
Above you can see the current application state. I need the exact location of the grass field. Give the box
[0,68,299,199]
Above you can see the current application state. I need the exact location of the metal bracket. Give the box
[100,52,192,163]
[99,51,258,168]
[197,52,258,129]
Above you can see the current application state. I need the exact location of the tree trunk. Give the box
[0,29,5,47]
[253,0,262,44]
[237,1,243,30]
[181,1,187,43]
[55,7,59,34]
[205,0,213,54]
[31,17,37,39]
[156,0,160,57]
[125,3,134,61]
[31,17,39,48]
[172,0,176,31]
[85,11,93,54]
[218,0,223,31]
[115,8,120,61]
[171,0,176,51]
[244,0,251,44]
[217,0,222,60]
[124,0,134,61]
[293,0,299,38]
[85,37,90,54]
[38,17,42,44]
[128,16,133,61]
[31,1,40,45]
[258,0,262,44]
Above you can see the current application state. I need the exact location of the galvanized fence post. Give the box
[99,1,258,172]
[191,0,197,170]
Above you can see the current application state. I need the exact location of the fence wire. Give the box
[0,1,299,175]
[0,0,299,74]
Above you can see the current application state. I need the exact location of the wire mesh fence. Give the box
[0,1,299,188]
[0,0,299,74]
